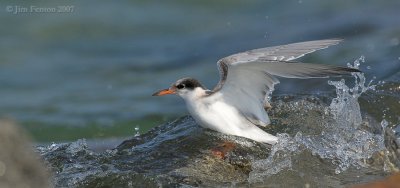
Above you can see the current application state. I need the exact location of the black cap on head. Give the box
[174,78,205,90]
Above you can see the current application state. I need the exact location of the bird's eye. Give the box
[176,84,185,89]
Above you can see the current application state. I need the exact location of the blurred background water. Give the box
[0,0,399,142]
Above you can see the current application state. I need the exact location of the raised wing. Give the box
[223,38,342,63]
[212,39,360,126]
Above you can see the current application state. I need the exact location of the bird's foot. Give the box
[210,141,236,159]
[264,101,272,111]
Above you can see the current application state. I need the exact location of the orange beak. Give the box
[152,88,176,96]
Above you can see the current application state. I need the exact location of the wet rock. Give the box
[39,115,272,187]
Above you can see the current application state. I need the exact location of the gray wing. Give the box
[213,39,351,92]
[212,39,360,126]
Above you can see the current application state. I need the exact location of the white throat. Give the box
[179,87,208,101]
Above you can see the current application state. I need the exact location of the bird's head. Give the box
[152,78,207,99]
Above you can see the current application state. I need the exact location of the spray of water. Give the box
[134,125,140,137]
[249,57,388,182]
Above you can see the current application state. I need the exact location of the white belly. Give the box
[185,97,278,144]
[189,100,245,134]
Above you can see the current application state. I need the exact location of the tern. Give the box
[152,39,360,144]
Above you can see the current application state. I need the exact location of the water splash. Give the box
[249,57,388,182]
[36,142,68,156]
[249,133,305,182]
[134,125,140,137]
[328,56,376,129]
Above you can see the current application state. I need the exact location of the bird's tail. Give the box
[240,125,278,144]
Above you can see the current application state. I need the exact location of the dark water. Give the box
[0,0,399,141]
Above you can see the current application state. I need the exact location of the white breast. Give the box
[184,93,278,144]
[188,97,244,133]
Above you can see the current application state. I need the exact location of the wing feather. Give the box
[211,39,360,126]
[226,39,343,64]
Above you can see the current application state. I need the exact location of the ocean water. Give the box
[0,0,399,141]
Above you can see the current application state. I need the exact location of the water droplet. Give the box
[360,55,365,63]
[134,126,140,137]
[366,66,371,69]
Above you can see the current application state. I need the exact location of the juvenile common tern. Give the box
[152,39,360,144]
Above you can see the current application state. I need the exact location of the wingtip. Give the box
[337,67,362,74]
[332,38,344,41]
[347,66,362,73]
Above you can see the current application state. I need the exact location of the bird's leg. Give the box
[210,141,236,159]
[264,101,272,111]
